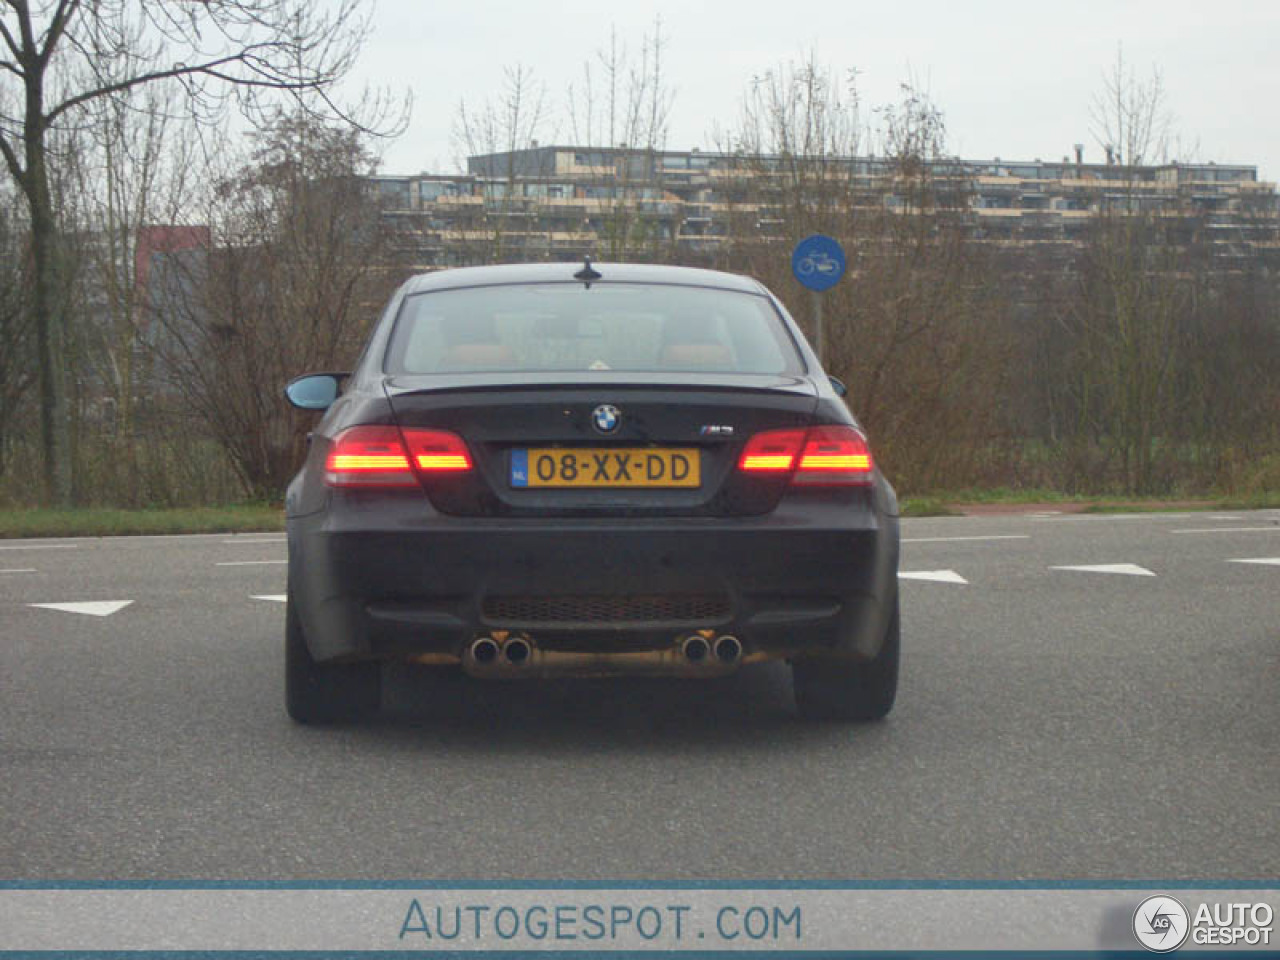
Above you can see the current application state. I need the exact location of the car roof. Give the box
[400,262,769,296]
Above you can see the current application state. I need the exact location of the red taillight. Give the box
[738,425,873,485]
[326,426,414,487]
[402,428,472,472]
[738,429,806,472]
[795,425,873,484]
[325,426,471,487]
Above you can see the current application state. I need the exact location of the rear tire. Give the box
[793,598,899,722]
[285,592,381,724]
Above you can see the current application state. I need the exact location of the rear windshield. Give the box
[384,282,804,376]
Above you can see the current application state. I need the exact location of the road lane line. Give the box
[216,560,288,566]
[222,538,285,544]
[251,594,287,602]
[1109,513,1195,520]
[901,535,1030,543]
[0,568,36,573]
[0,544,78,551]
[1227,558,1280,567]
[1051,563,1156,577]
[1171,527,1280,534]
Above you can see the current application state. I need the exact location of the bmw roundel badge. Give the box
[592,404,621,434]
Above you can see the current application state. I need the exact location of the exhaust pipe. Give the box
[470,636,500,665]
[503,635,533,665]
[714,635,742,664]
[681,635,710,663]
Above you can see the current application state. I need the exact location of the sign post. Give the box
[791,234,846,364]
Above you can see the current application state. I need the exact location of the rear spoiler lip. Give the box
[382,372,818,398]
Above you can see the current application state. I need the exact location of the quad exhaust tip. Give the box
[714,634,742,663]
[681,635,710,663]
[471,631,738,671]
[470,636,500,664]
[470,634,535,667]
[503,636,532,665]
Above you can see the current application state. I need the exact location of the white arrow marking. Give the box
[251,594,287,603]
[28,600,133,617]
[1051,563,1156,577]
[898,569,968,584]
[1227,557,1280,567]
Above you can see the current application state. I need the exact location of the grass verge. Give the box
[1080,492,1280,513]
[899,497,960,517]
[908,488,1280,516]
[0,505,284,539]
[1,489,1275,537]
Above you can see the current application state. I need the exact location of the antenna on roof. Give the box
[574,256,602,288]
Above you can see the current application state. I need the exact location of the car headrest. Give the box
[660,343,733,368]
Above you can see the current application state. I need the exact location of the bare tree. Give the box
[1090,46,1170,169]
[66,84,199,501]
[730,52,862,228]
[0,178,32,483]
[567,20,676,259]
[147,112,402,500]
[0,0,385,505]
[454,64,549,263]
[721,63,1010,489]
[1050,52,1188,493]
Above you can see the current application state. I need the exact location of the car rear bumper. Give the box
[287,493,899,674]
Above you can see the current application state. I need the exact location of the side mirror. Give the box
[285,373,347,411]
[828,375,848,398]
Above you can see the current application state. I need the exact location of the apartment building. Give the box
[372,145,1280,269]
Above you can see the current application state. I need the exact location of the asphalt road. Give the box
[1,510,1277,880]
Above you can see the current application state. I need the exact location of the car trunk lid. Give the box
[384,372,819,517]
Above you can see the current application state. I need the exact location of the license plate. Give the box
[511,448,700,488]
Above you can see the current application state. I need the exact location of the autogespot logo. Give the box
[1133,895,1191,953]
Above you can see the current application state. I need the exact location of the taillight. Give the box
[794,425,873,484]
[326,426,415,487]
[325,426,471,487]
[402,428,472,472]
[738,425,873,485]
[738,429,806,472]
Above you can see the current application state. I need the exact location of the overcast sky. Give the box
[346,0,1279,181]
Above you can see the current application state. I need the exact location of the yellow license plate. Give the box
[512,448,700,488]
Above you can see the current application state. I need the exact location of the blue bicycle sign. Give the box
[797,250,841,276]
[792,235,846,292]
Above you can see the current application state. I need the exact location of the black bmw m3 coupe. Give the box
[283,262,900,723]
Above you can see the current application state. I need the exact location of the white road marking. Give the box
[1109,513,1194,520]
[1208,515,1244,521]
[222,538,285,544]
[0,544,77,551]
[1171,527,1280,535]
[898,569,968,584]
[216,560,288,566]
[251,594,287,603]
[1051,563,1156,577]
[0,568,36,573]
[28,600,133,617]
[1227,558,1280,567]
[901,535,1030,543]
